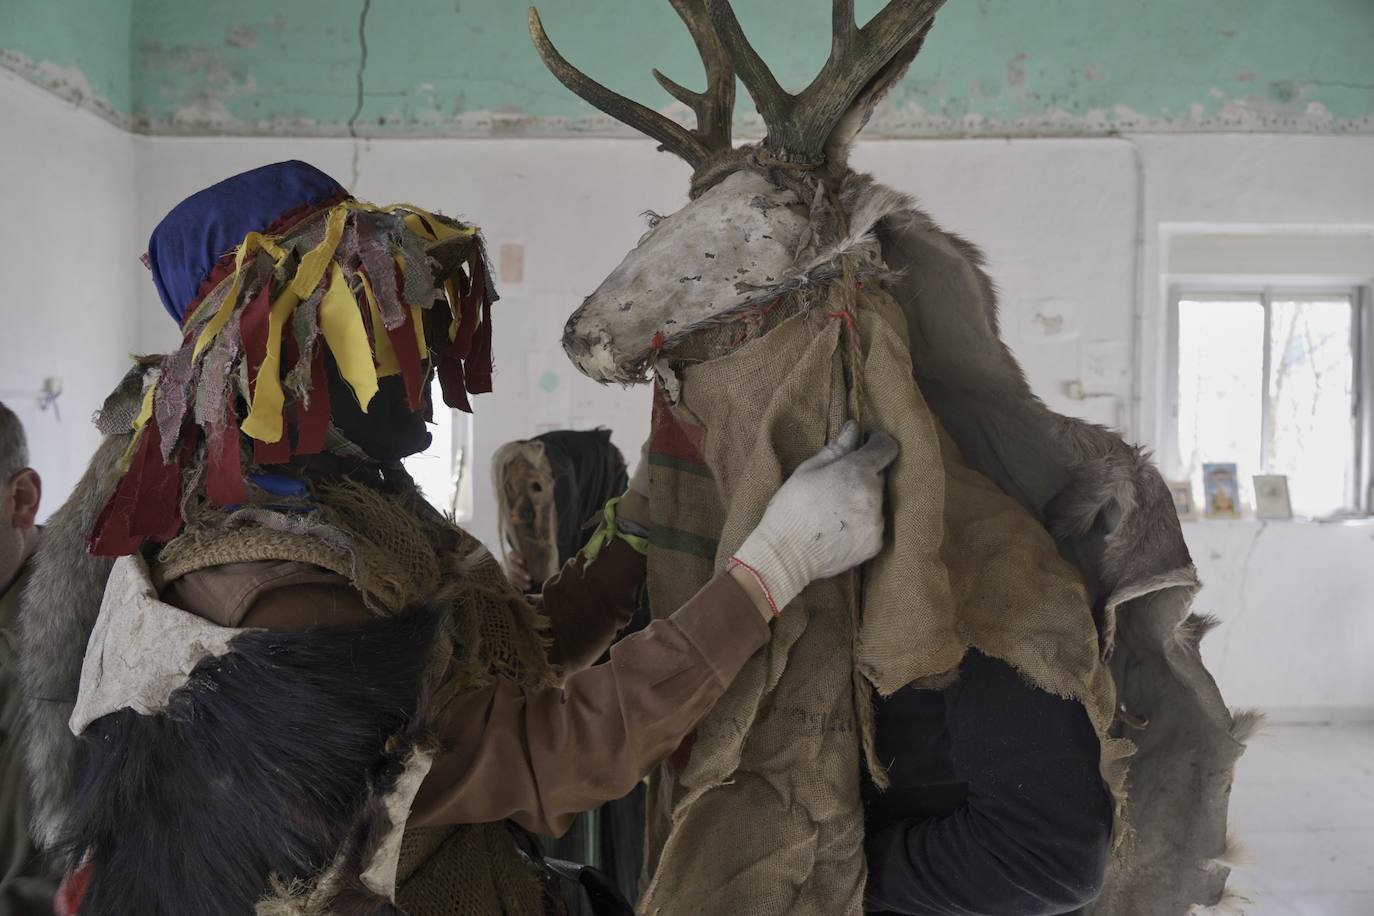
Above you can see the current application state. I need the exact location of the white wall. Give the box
[1186,519,1374,719]
[36,124,1374,716]
[133,138,688,552]
[0,71,138,518]
[1132,135,1374,717]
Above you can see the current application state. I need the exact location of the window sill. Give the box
[1180,515,1374,527]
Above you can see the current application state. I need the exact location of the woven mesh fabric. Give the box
[395,825,547,916]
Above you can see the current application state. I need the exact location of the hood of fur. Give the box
[18,367,147,849]
[860,170,1245,914]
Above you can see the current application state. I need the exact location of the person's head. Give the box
[0,402,41,591]
[325,359,433,463]
[90,161,497,556]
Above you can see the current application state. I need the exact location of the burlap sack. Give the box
[641,287,1124,915]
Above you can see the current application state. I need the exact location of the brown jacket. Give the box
[161,537,768,837]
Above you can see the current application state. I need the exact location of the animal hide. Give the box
[862,172,1250,913]
[62,602,439,916]
[18,369,144,850]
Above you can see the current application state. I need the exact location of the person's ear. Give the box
[9,468,41,530]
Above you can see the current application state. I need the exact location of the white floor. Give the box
[1226,723,1374,915]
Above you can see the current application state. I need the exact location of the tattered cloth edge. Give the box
[68,554,241,736]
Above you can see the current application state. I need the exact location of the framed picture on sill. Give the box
[1253,474,1293,519]
[1202,463,1241,519]
[1167,480,1196,519]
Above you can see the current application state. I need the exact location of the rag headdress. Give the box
[90,160,498,556]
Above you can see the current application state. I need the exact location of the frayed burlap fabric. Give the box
[159,480,553,915]
[640,286,1125,916]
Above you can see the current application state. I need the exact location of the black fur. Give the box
[62,610,440,916]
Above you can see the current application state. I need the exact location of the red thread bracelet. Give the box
[728,557,780,619]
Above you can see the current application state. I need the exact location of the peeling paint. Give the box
[0,49,128,129]
[1,0,1371,138]
[225,25,257,49]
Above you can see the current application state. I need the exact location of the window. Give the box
[1170,288,1367,518]
[402,376,475,521]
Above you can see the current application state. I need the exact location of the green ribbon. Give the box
[582,496,650,564]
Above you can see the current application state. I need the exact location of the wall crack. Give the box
[347,0,373,191]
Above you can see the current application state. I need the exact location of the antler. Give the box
[529,3,734,169]
[706,0,943,164]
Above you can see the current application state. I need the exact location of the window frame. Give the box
[1165,283,1370,516]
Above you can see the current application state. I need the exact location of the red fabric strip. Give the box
[649,382,706,463]
[376,270,426,410]
[90,416,187,556]
[87,461,141,557]
[449,263,479,358]
[54,860,92,916]
[131,424,193,544]
[438,357,471,412]
[253,426,292,465]
[295,345,331,455]
[207,392,248,506]
[464,295,493,395]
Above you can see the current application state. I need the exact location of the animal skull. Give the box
[531,0,941,385]
[561,170,809,383]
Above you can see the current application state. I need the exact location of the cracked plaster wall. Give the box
[0,70,139,519]
[2,0,1372,137]
[120,131,1374,717]
[2,1,1370,716]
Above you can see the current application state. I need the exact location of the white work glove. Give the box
[731,420,898,616]
[627,435,651,500]
[614,436,652,534]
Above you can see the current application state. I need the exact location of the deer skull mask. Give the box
[532,0,942,385]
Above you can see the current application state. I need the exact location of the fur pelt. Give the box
[61,609,440,916]
[860,174,1245,914]
[18,368,145,849]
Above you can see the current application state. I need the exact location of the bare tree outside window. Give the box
[1266,298,1355,516]
[1174,291,1361,518]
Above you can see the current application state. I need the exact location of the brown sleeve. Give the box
[538,535,647,673]
[408,570,770,836]
[160,561,372,630]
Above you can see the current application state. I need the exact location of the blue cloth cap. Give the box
[146,160,348,323]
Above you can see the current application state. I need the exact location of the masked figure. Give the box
[530,2,1250,914]
[494,430,648,901]
[493,430,628,597]
[16,160,896,916]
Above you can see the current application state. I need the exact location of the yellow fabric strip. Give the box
[290,205,349,298]
[319,262,378,412]
[402,208,474,243]
[191,231,290,359]
[240,287,303,443]
[402,212,436,241]
[117,383,158,470]
[187,201,469,376]
[181,277,228,330]
[359,271,401,378]
[192,239,254,358]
